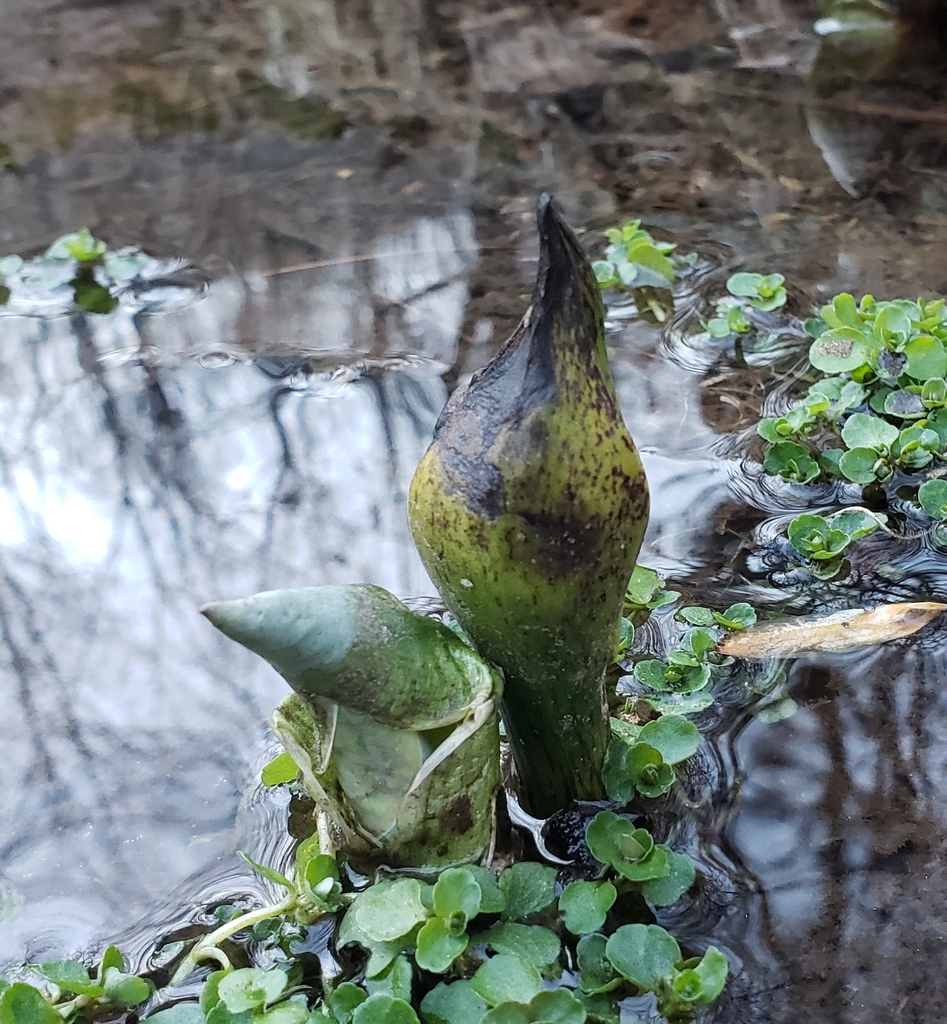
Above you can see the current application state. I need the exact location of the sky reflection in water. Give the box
[5,2,947,1021]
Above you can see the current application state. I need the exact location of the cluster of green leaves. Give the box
[0,946,151,1024]
[757,295,947,499]
[0,229,167,315]
[705,273,787,338]
[574,924,726,1023]
[331,818,722,1024]
[602,716,699,801]
[566,812,727,1021]
[784,508,882,580]
[584,811,694,908]
[625,594,755,717]
[617,566,680,658]
[240,838,347,925]
[623,567,681,621]
[150,967,312,1024]
[2,831,726,1024]
[592,221,678,291]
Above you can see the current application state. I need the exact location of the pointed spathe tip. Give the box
[200,600,224,624]
[535,193,562,242]
[534,193,580,272]
[200,597,251,639]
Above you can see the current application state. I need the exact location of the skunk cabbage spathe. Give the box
[408,196,649,816]
[202,584,502,869]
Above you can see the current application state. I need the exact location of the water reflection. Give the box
[5,1,947,1022]
[0,308,447,963]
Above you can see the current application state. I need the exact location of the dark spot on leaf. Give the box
[443,795,473,834]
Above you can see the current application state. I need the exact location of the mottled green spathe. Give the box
[202,584,502,869]
[408,196,649,817]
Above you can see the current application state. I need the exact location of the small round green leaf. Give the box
[638,715,700,765]
[625,743,675,798]
[0,984,62,1024]
[625,566,661,605]
[786,514,850,560]
[419,981,487,1024]
[329,983,369,1024]
[633,659,669,690]
[98,946,125,977]
[433,868,481,921]
[576,934,620,995]
[470,955,541,1008]
[592,261,618,286]
[415,918,468,974]
[498,863,556,921]
[677,606,715,626]
[840,413,899,450]
[102,967,152,1007]
[838,447,881,484]
[352,993,421,1024]
[558,881,617,935]
[32,960,100,997]
[261,751,299,787]
[528,989,587,1024]
[586,814,668,880]
[585,811,632,869]
[713,603,757,630]
[904,334,947,380]
[473,922,561,967]
[640,850,696,907]
[822,292,859,329]
[218,968,287,1012]
[670,663,712,693]
[706,317,732,338]
[827,509,881,540]
[693,946,729,1005]
[919,479,947,520]
[480,1004,530,1024]
[465,866,506,915]
[725,272,763,297]
[605,924,681,992]
[681,627,717,659]
[365,955,413,1004]
[809,328,870,373]
[354,879,430,942]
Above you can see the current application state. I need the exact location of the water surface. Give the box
[4,3,947,1021]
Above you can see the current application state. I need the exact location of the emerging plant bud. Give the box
[202,584,502,869]
[409,197,649,816]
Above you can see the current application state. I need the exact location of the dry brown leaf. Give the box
[719,601,947,658]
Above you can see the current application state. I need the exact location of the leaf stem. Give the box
[169,893,298,986]
[56,994,90,1019]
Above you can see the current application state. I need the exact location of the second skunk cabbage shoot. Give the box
[202,584,502,869]
[409,196,649,817]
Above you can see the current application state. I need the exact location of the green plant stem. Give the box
[56,994,90,1019]
[169,893,297,986]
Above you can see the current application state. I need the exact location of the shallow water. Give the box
[4,2,947,1021]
